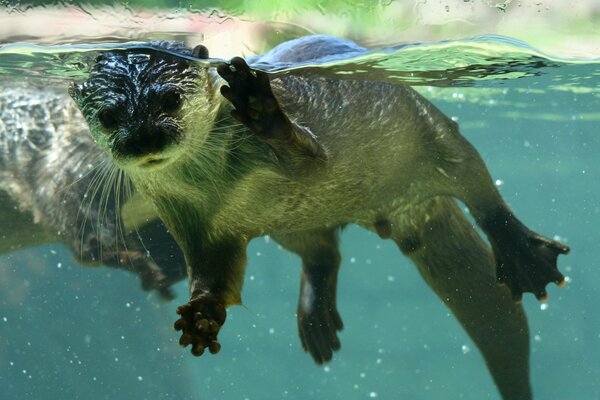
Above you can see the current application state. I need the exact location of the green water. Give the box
[1,26,599,400]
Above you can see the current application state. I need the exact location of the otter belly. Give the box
[209,164,419,236]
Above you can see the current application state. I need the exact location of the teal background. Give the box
[1,76,598,399]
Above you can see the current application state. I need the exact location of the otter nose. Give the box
[114,124,175,158]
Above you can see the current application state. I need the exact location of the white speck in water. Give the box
[156,347,161,352]
[376,358,382,364]
[114,357,119,362]
[268,328,275,335]
[564,276,572,284]
[369,392,378,398]
[126,302,131,308]
[488,99,497,105]
[256,252,261,257]
[451,116,459,122]
[93,377,97,381]
[540,303,549,311]
[360,372,366,378]
[462,345,471,354]
[524,140,531,147]
[84,335,91,345]
[350,257,356,263]
[534,335,542,342]
[494,179,504,186]
[121,335,125,340]
[3,317,7,322]
[50,250,57,255]
[366,258,372,265]
[553,235,563,242]
[9,362,13,366]
[22,369,27,374]
[57,262,62,269]
[137,376,143,381]
[323,366,331,373]
[249,275,255,281]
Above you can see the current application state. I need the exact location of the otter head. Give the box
[70,41,219,171]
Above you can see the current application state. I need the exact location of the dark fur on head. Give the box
[69,41,217,168]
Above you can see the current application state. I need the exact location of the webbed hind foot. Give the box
[298,279,344,364]
[482,207,570,301]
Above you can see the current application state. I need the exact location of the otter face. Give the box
[70,41,219,171]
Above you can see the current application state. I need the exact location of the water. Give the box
[1,8,600,400]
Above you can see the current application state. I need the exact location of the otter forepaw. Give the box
[492,223,569,301]
[217,57,292,140]
[298,289,343,364]
[174,296,226,356]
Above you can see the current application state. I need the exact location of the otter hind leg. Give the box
[273,228,344,364]
[427,127,568,301]
[380,197,532,400]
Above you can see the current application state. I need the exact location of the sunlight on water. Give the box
[1,34,599,85]
[1,34,599,118]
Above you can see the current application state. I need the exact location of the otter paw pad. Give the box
[217,57,291,140]
[174,297,226,356]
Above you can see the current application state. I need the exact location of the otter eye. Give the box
[162,89,182,113]
[97,108,120,130]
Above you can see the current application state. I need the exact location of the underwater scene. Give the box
[0,1,599,399]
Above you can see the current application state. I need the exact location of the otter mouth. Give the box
[137,155,171,169]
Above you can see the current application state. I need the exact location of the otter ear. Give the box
[192,44,209,59]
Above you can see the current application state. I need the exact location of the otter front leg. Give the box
[431,125,569,300]
[273,229,344,364]
[174,237,247,356]
[217,58,328,174]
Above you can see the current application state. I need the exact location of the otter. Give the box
[71,35,569,399]
[0,87,187,297]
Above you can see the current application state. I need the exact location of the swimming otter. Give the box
[71,35,569,399]
[0,87,187,297]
